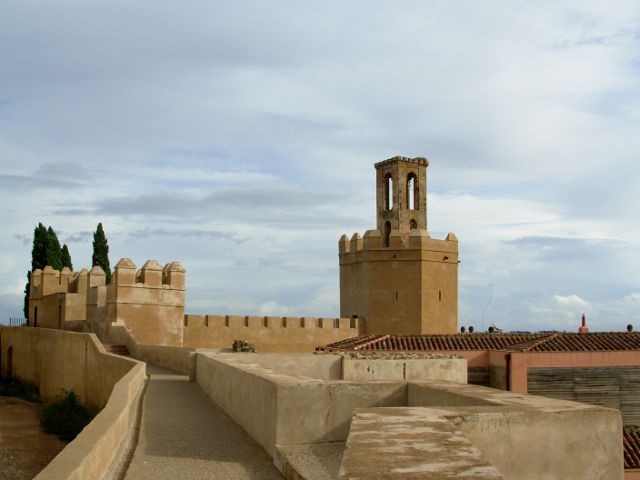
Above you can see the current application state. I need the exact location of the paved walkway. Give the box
[124,365,283,480]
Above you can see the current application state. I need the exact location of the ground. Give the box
[0,396,65,480]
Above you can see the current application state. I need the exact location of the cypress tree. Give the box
[32,223,49,270]
[23,271,30,318]
[61,244,73,271]
[92,223,111,283]
[46,226,63,271]
[24,223,49,318]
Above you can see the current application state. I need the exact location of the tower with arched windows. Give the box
[376,156,428,246]
[339,156,458,335]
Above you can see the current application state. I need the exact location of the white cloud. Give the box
[553,294,590,307]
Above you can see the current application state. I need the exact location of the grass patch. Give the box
[41,390,96,442]
[0,377,40,403]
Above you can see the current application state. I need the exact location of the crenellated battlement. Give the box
[184,314,357,330]
[182,314,361,351]
[339,228,458,256]
[30,265,104,298]
[111,258,185,290]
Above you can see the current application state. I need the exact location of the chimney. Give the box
[578,313,589,334]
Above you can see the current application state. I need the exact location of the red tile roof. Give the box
[625,426,640,469]
[519,332,640,352]
[319,332,640,353]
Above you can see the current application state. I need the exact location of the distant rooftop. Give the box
[625,425,640,470]
[319,332,640,353]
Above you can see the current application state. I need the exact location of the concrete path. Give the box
[124,365,283,480]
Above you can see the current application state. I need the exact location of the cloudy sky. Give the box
[1,1,639,332]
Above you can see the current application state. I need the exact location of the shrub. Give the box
[232,340,256,352]
[41,390,95,442]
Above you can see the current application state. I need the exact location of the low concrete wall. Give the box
[196,353,279,455]
[410,381,623,480]
[460,407,622,480]
[227,353,342,380]
[195,354,408,456]
[0,326,146,480]
[107,324,194,375]
[194,353,465,457]
[194,352,623,479]
[343,356,466,382]
[408,382,495,407]
[0,326,134,407]
[35,362,146,480]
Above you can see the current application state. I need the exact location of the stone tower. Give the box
[339,156,458,335]
[376,156,428,246]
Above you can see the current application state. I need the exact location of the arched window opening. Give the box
[407,173,419,210]
[410,219,418,230]
[384,174,393,210]
[384,221,391,247]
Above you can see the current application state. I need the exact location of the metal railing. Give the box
[8,317,27,327]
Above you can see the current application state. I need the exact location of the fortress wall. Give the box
[0,326,146,480]
[182,314,361,352]
[105,259,186,346]
[108,324,194,375]
[0,326,137,406]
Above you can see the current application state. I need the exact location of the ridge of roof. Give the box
[509,333,560,352]
[353,334,389,351]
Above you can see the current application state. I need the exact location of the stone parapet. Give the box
[182,315,361,352]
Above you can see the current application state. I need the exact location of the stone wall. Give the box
[183,315,361,352]
[0,326,146,480]
[0,325,136,407]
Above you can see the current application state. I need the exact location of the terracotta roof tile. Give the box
[319,332,640,353]
[625,426,640,469]
[524,332,640,352]
[320,333,541,352]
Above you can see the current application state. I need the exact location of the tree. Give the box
[24,223,60,318]
[46,226,63,271]
[92,223,111,283]
[23,271,31,318]
[61,244,73,271]
[31,223,49,270]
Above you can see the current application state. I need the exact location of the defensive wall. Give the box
[182,314,360,352]
[192,351,622,479]
[28,265,107,331]
[339,228,458,335]
[0,326,146,480]
[29,260,363,352]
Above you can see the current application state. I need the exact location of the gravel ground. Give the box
[0,396,66,480]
